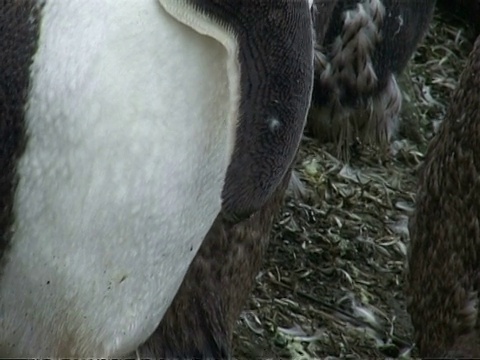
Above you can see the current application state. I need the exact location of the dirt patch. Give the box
[232,8,475,359]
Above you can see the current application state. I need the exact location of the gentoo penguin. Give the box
[0,0,314,357]
[406,34,480,357]
[308,0,436,158]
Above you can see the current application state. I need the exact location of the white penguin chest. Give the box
[0,0,238,356]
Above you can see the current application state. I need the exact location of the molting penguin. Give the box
[0,0,314,357]
[308,0,436,159]
[406,34,480,357]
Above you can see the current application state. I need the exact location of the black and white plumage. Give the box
[0,0,315,356]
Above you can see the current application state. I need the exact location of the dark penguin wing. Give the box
[0,1,43,267]
[171,0,315,224]
[218,1,315,223]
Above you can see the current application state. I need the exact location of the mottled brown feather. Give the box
[308,0,435,159]
[406,34,480,357]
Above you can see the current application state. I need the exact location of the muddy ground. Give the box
[232,8,476,359]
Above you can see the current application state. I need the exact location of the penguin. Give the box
[406,33,480,357]
[0,0,314,357]
[308,0,436,159]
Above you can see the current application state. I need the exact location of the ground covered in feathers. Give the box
[232,9,476,359]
